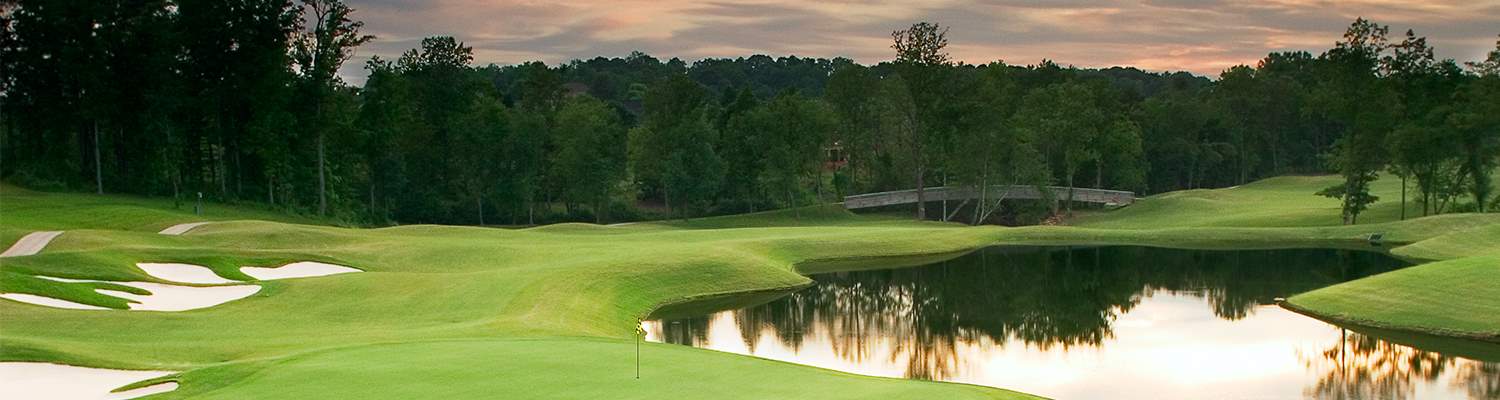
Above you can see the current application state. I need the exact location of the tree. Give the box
[1381,29,1466,218]
[661,115,724,218]
[453,93,507,225]
[386,36,483,223]
[1312,18,1395,224]
[1214,65,1266,185]
[293,0,373,216]
[551,95,627,222]
[1451,35,1500,212]
[1014,81,1105,215]
[716,87,767,210]
[1098,118,1147,192]
[751,91,836,217]
[355,56,421,220]
[892,22,950,66]
[825,64,881,192]
[628,74,713,206]
[1448,77,1500,212]
[1465,35,1500,77]
[890,21,952,220]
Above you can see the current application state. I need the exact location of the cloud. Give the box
[339,0,1500,84]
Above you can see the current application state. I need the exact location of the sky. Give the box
[340,0,1500,84]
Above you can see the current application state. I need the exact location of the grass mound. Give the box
[1285,255,1500,342]
[1075,175,1421,228]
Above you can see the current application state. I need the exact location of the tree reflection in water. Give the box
[1304,329,1500,400]
[650,246,1410,382]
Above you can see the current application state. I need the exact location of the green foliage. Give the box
[3,10,1497,228]
[662,117,725,218]
[551,95,628,222]
[1013,81,1109,214]
[749,92,836,209]
[629,75,714,198]
[891,22,950,66]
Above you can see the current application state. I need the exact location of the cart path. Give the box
[159,222,210,235]
[0,231,63,257]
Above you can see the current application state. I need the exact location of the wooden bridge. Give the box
[842,185,1136,210]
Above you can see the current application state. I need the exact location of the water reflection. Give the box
[645,246,1500,399]
[1306,329,1500,399]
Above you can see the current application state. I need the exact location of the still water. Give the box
[643,246,1500,399]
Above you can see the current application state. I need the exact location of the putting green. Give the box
[1,174,1496,398]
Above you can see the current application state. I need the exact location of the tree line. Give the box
[3,0,1498,225]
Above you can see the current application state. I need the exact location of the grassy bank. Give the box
[2,174,1496,398]
[1069,175,1500,341]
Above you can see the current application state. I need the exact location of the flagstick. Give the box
[635,320,641,379]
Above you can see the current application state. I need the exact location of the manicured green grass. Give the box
[2,174,1496,399]
[160,338,1023,399]
[1284,255,1500,342]
[1073,175,1423,228]
[0,183,333,247]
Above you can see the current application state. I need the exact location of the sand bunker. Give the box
[137,262,239,284]
[0,293,108,310]
[1,231,63,257]
[3,276,260,312]
[242,261,362,280]
[3,260,360,310]
[98,282,261,312]
[158,221,210,235]
[0,362,178,399]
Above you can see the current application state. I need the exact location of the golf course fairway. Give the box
[2,175,1497,398]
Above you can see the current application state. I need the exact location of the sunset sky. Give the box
[344,0,1500,81]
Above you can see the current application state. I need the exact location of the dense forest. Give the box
[2,0,1498,225]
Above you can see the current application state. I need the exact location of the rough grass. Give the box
[2,174,1497,399]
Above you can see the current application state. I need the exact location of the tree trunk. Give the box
[815,169,824,204]
[664,190,672,220]
[941,172,948,221]
[1095,160,1103,189]
[790,187,799,220]
[234,149,242,197]
[1343,178,1356,225]
[218,135,227,197]
[1399,175,1407,220]
[973,178,986,225]
[1065,168,1076,216]
[93,121,102,194]
[317,131,327,217]
[369,182,376,219]
[595,196,604,224]
[477,194,484,226]
[915,163,926,220]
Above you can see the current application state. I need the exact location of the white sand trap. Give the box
[1,231,64,257]
[0,362,177,399]
[157,221,210,235]
[136,262,239,284]
[241,261,362,280]
[99,282,260,311]
[16,276,259,312]
[0,293,109,310]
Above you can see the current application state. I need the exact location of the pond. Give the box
[643,246,1500,400]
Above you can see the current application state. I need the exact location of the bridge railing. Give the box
[842,185,1136,210]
